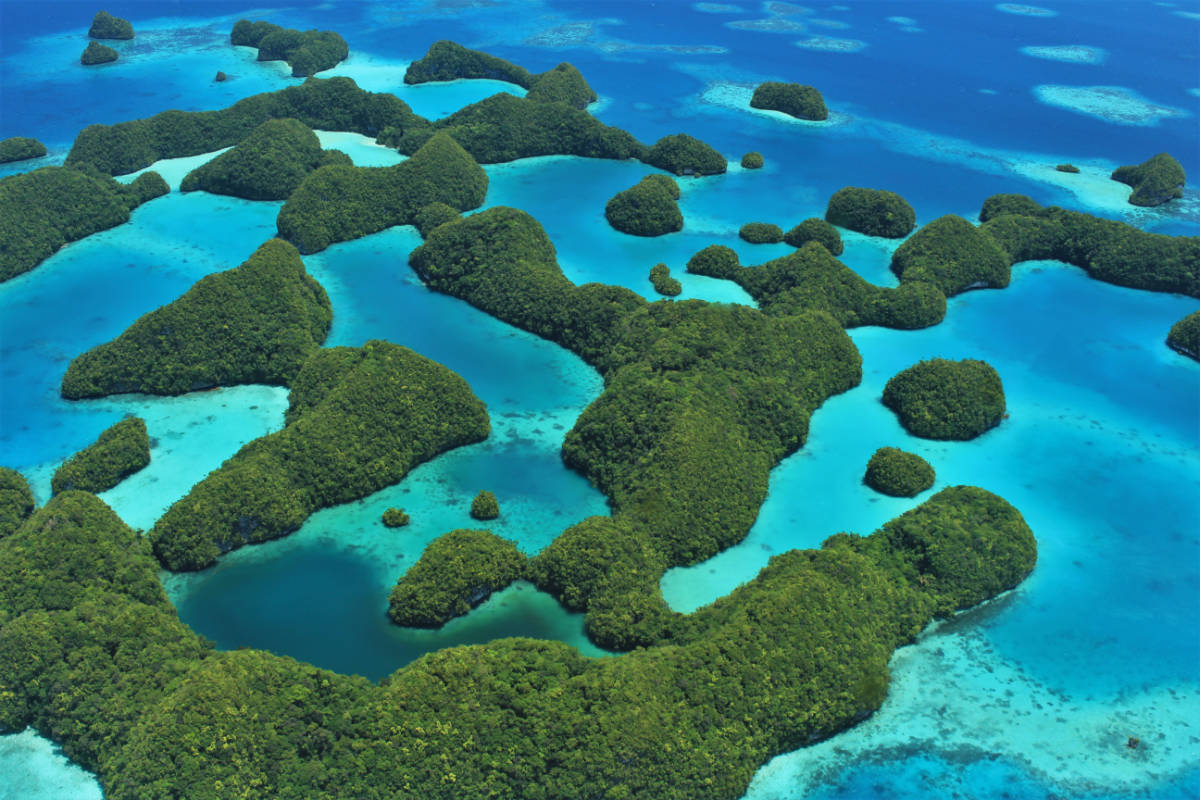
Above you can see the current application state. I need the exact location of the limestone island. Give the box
[826,186,916,238]
[1167,311,1199,361]
[381,508,410,528]
[784,217,843,254]
[739,222,783,244]
[750,81,828,121]
[0,137,47,164]
[605,174,683,236]
[81,41,118,65]
[1111,152,1185,207]
[61,238,331,398]
[51,417,150,495]
[741,151,764,169]
[88,10,133,39]
[470,490,500,520]
[231,19,348,78]
[649,263,682,296]
[644,132,727,176]
[864,447,935,497]
[882,358,1006,441]
[387,529,526,627]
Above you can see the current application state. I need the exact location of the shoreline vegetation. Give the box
[51,418,150,496]
[230,19,348,78]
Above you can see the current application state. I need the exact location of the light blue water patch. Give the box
[0,729,103,800]
[313,130,405,166]
[0,191,280,472]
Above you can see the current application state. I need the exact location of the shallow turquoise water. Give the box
[1,1,1198,797]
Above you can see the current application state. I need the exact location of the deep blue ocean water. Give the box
[1,1,1197,798]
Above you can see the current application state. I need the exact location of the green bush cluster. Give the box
[181,118,350,200]
[605,174,683,236]
[413,201,460,237]
[882,358,1006,440]
[276,131,488,253]
[0,166,167,283]
[891,214,1012,296]
[81,41,118,65]
[387,529,526,627]
[382,508,410,527]
[62,238,331,398]
[784,217,843,255]
[826,186,916,238]
[739,222,783,244]
[0,136,47,163]
[51,418,150,496]
[649,263,682,296]
[644,133,726,176]
[231,19,348,78]
[978,194,1199,297]
[378,92,642,164]
[470,490,500,520]
[66,76,424,176]
[741,151,764,169]
[863,446,935,497]
[1167,310,1199,361]
[149,340,490,570]
[749,81,828,120]
[403,41,597,109]
[88,10,133,39]
[0,467,34,539]
[413,207,862,647]
[1055,163,1079,173]
[1111,152,1185,207]
[692,241,946,330]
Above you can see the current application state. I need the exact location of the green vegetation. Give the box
[864,447,935,497]
[690,241,946,330]
[883,358,1006,441]
[413,201,460,237]
[66,76,424,176]
[277,131,488,253]
[0,468,34,539]
[382,508,410,527]
[826,186,916,238]
[644,133,726,176]
[891,214,1012,296]
[1055,163,1080,173]
[0,137,46,164]
[605,174,683,236]
[1167,310,1200,361]
[215,70,227,82]
[649,263,682,296]
[784,217,843,255]
[231,19,348,78]
[979,194,1200,297]
[81,41,118,65]
[149,340,490,570]
[387,529,526,626]
[739,222,783,244]
[181,118,350,200]
[62,239,331,398]
[413,207,862,647]
[89,10,133,39]
[403,41,597,109]
[0,166,167,283]
[379,92,643,164]
[741,151,764,169]
[470,490,500,520]
[750,81,828,120]
[51,418,150,496]
[1111,152,1185,207]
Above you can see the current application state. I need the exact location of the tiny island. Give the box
[750,81,829,121]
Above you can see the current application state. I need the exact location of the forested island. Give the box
[88,10,133,39]
[750,81,828,121]
[605,174,683,236]
[1111,152,1185,207]
[231,19,348,77]
[0,136,46,163]
[51,418,150,496]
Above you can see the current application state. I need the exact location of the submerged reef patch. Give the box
[996,3,1057,16]
[51,418,150,496]
[794,35,866,52]
[1033,85,1188,126]
[1020,45,1107,65]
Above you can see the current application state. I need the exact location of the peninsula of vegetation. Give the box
[0,136,46,163]
[750,81,828,121]
[149,341,489,570]
[605,174,683,236]
[0,166,167,282]
[784,217,843,254]
[61,239,331,398]
[883,358,1006,440]
[231,19,349,77]
[51,418,150,495]
[88,10,133,39]
[387,529,526,627]
[1110,152,1185,207]
[892,213,1012,295]
[180,118,351,200]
